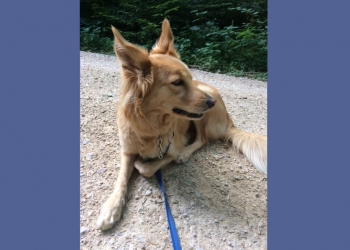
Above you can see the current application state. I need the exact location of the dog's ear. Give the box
[111,26,153,97]
[150,19,180,58]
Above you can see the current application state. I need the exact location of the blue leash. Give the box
[156,170,181,250]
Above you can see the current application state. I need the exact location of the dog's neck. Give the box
[121,103,175,139]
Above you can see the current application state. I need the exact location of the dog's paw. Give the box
[96,194,125,231]
[175,153,190,164]
[134,160,154,177]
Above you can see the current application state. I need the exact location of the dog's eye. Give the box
[171,79,184,86]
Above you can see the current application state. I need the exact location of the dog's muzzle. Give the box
[172,97,216,119]
[206,97,216,109]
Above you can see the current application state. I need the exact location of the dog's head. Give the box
[112,19,216,120]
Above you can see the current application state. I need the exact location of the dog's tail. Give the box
[225,125,267,175]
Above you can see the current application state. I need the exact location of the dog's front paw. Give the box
[96,194,125,231]
[134,160,154,177]
[175,153,190,164]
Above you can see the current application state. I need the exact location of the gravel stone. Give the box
[80,226,89,234]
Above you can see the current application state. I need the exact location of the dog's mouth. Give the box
[172,108,203,119]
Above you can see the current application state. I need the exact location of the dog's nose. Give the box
[206,98,216,109]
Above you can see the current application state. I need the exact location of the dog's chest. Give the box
[138,133,176,159]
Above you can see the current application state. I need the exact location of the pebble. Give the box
[80,226,89,234]
[213,154,222,161]
[80,238,87,245]
[144,190,152,196]
[85,152,95,161]
[190,226,197,238]
[228,241,238,248]
[85,153,92,161]
[204,232,211,238]
[189,220,196,225]
[97,168,106,174]
[83,139,90,145]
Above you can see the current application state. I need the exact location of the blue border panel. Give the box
[269,0,350,249]
[0,1,79,249]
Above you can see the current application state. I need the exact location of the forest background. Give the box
[80,0,267,80]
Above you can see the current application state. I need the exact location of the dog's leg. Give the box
[96,152,136,230]
[176,121,205,163]
[134,155,175,177]
[175,140,204,163]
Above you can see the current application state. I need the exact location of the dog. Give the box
[96,19,267,230]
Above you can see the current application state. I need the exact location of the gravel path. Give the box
[80,51,267,250]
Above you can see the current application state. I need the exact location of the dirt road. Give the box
[80,51,267,250]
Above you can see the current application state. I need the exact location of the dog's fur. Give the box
[96,19,267,230]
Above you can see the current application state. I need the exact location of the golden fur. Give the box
[97,19,267,230]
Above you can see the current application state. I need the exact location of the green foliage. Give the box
[176,8,267,74]
[80,0,267,80]
[80,22,113,54]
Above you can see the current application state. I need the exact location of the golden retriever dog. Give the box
[97,19,267,230]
